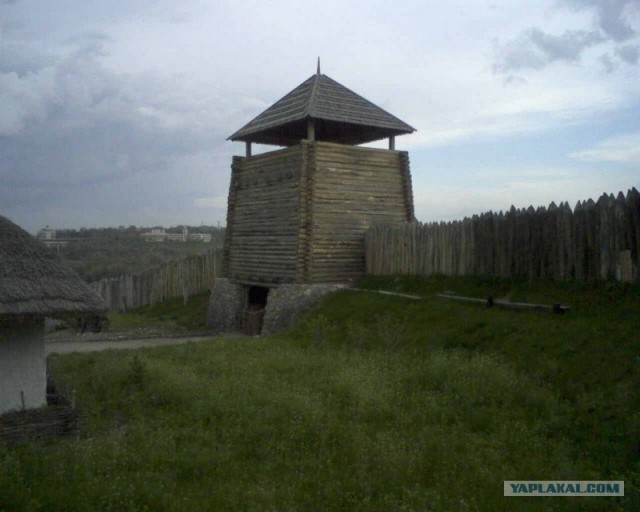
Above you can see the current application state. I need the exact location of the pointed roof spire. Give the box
[228,71,415,146]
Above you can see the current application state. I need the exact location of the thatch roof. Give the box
[0,216,107,318]
[228,72,415,146]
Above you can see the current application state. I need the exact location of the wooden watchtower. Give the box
[223,65,415,287]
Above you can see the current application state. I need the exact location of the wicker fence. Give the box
[365,189,640,281]
[90,249,224,312]
[0,374,81,446]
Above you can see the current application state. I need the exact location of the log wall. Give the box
[305,142,414,282]
[224,146,303,285]
[365,188,640,282]
[90,249,223,312]
[223,141,414,285]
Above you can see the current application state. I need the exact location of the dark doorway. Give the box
[243,286,269,335]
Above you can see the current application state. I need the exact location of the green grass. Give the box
[1,275,638,511]
[108,292,211,333]
[341,275,640,473]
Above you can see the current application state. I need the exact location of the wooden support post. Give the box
[245,141,252,157]
[307,118,315,142]
[389,136,395,150]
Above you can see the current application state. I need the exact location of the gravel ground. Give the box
[45,326,213,343]
[45,326,223,354]
[46,335,218,354]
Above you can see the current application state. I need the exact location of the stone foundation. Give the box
[206,278,244,333]
[262,284,345,335]
[207,279,345,335]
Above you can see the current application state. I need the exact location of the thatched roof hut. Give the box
[0,215,106,318]
[1,215,106,414]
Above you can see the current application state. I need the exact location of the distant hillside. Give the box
[53,225,225,282]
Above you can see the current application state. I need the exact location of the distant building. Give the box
[36,228,56,240]
[165,228,188,242]
[188,233,212,243]
[36,228,67,252]
[141,227,210,243]
[141,228,166,243]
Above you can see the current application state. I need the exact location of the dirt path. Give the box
[46,335,216,355]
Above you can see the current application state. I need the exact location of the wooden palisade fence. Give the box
[90,249,224,312]
[365,189,640,282]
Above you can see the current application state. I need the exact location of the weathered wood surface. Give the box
[224,146,303,284]
[90,249,223,312]
[365,189,640,282]
[224,141,414,285]
[305,142,413,283]
[1,378,81,445]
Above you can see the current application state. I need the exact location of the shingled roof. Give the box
[0,216,107,318]
[228,71,415,146]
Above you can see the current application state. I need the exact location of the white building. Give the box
[36,228,56,240]
[0,216,107,414]
[188,233,212,243]
[165,228,188,242]
[141,228,166,243]
[141,227,211,243]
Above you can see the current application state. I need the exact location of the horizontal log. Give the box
[230,256,298,263]
[312,179,404,189]
[311,194,406,203]
[312,164,399,176]
[314,150,400,164]
[230,253,299,261]
[313,164,402,175]
[311,207,406,215]
[310,257,363,264]
[230,237,299,244]
[236,150,302,167]
[233,194,300,204]
[437,294,570,313]
[230,267,297,277]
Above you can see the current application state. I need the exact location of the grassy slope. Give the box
[315,276,640,473]
[1,276,638,511]
[108,292,212,333]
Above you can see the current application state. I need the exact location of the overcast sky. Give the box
[1,0,638,233]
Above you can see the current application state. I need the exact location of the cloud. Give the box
[494,0,639,75]
[64,32,112,59]
[494,28,604,72]
[570,132,640,166]
[194,196,227,209]
[564,0,638,42]
[0,68,53,135]
[599,53,616,73]
[413,163,636,224]
[597,43,640,72]
[0,34,120,137]
[615,44,640,64]
[1,0,637,233]
[0,42,57,76]
[0,33,228,185]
